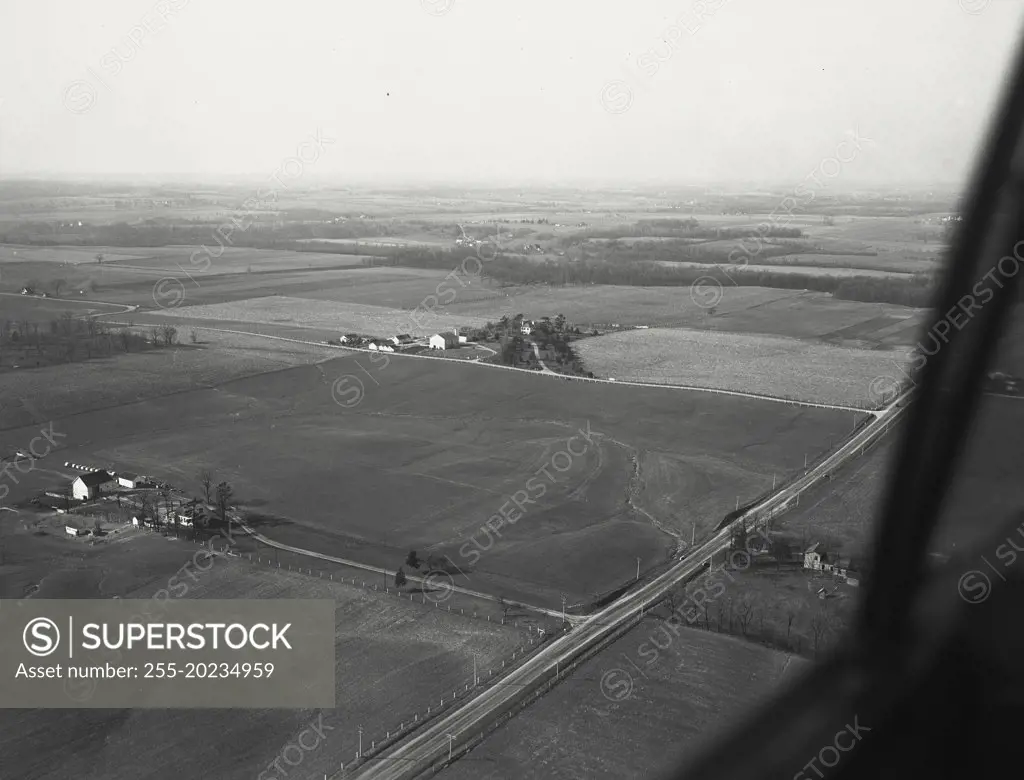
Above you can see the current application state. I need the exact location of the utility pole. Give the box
[772,473,776,491]
[473,655,477,686]
[561,593,567,627]
[447,734,454,761]
[358,726,363,758]
[636,557,640,580]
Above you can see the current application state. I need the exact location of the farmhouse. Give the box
[340,334,361,344]
[377,342,395,353]
[803,543,825,570]
[429,333,460,350]
[390,334,413,346]
[71,471,112,501]
[804,543,860,586]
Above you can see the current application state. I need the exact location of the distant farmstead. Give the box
[71,470,113,501]
[429,333,460,350]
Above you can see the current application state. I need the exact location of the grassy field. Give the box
[0,531,526,780]
[0,328,335,431]
[0,293,131,323]
[438,625,808,780]
[151,294,494,337]
[575,328,911,408]
[2,350,854,609]
[660,260,915,279]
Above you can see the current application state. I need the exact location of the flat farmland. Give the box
[0,328,332,431]
[0,292,131,323]
[0,245,153,264]
[98,245,372,273]
[576,328,912,408]
[438,625,807,780]
[447,285,807,328]
[3,353,855,608]
[0,543,525,780]
[659,260,915,279]
[152,294,493,336]
[773,440,894,560]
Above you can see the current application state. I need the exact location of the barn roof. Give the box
[75,470,112,486]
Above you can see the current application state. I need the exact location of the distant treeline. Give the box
[581,219,804,241]
[0,218,466,247]
[376,247,936,307]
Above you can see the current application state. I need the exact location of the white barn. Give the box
[117,472,141,489]
[429,333,460,350]
[71,471,112,501]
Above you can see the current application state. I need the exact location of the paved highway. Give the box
[346,391,911,779]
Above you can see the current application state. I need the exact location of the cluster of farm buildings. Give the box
[53,465,218,538]
[335,330,468,352]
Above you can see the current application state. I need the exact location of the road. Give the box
[346,391,911,779]
[95,315,879,416]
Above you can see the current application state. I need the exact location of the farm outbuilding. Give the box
[71,471,112,501]
[117,472,141,489]
[429,333,460,350]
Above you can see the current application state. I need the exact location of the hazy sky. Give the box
[0,0,1021,186]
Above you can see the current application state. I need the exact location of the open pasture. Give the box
[439,625,807,780]
[575,328,912,408]
[152,294,493,336]
[3,353,855,607]
[0,539,524,780]
[99,245,372,273]
[0,328,331,432]
[0,292,131,323]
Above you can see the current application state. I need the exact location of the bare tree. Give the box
[52,278,66,298]
[215,481,234,528]
[198,470,213,507]
[734,594,755,637]
[785,598,801,644]
[160,325,178,346]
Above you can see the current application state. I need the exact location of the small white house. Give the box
[803,543,824,570]
[429,333,460,350]
[71,471,112,501]
[458,335,468,344]
[377,343,395,353]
